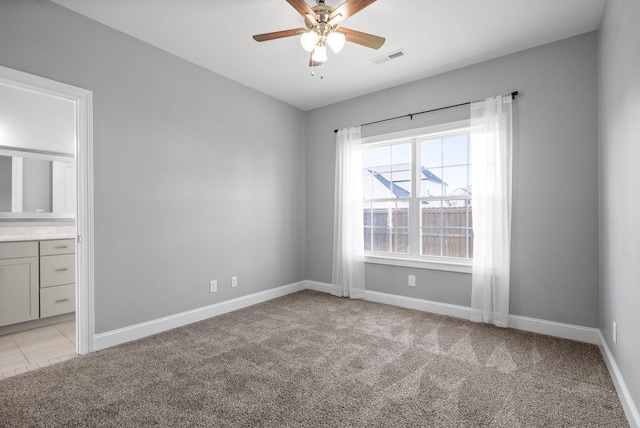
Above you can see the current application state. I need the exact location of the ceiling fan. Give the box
[252,0,385,67]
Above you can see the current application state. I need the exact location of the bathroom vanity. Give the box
[0,237,75,327]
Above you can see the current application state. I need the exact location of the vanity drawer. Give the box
[40,239,75,256]
[0,241,39,259]
[40,283,75,318]
[40,254,75,287]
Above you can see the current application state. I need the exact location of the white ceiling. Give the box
[50,0,606,111]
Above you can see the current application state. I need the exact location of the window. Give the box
[361,121,472,271]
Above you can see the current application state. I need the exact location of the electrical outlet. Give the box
[231,276,238,288]
[613,321,617,344]
[209,280,217,293]
[408,275,416,287]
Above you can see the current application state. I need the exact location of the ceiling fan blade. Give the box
[253,28,305,42]
[286,0,316,18]
[329,0,377,25]
[340,27,385,49]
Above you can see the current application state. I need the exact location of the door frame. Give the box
[0,65,95,354]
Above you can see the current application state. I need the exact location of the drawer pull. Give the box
[55,298,69,303]
[55,245,68,249]
[55,268,70,272]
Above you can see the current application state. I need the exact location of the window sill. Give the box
[364,254,472,274]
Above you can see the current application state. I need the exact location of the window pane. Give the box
[391,201,409,254]
[421,200,442,256]
[363,202,373,227]
[364,201,409,254]
[466,198,473,257]
[442,228,466,258]
[361,149,373,168]
[421,138,442,168]
[442,166,469,196]
[391,143,411,197]
[363,143,412,199]
[442,199,469,228]
[367,170,398,199]
[371,177,394,198]
[364,228,372,251]
[393,228,409,253]
[372,146,391,167]
[421,227,442,256]
[391,170,411,197]
[420,167,444,197]
[392,201,409,227]
[371,227,390,252]
[392,144,411,165]
[421,199,442,228]
[443,134,469,167]
[363,202,372,251]
[422,198,473,259]
[362,173,374,199]
[372,202,389,226]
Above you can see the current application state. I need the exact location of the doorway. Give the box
[0,66,94,357]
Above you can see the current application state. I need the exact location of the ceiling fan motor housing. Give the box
[306,2,337,36]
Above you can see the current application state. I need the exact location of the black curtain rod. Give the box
[333,91,518,133]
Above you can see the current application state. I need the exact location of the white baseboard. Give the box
[598,331,640,428]
[303,281,600,344]
[365,290,472,320]
[508,315,600,344]
[95,281,602,351]
[94,281,306,351]
[304,280,473,320]
[303,282,472,320]
[304,280,332,293]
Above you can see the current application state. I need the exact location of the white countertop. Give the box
[0,234,76,243]
[0,226,76,243]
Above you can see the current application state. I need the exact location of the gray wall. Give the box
[0,2,605,338]
[0,0,307,333]
[306,33,600,327]
[598,0,640,411]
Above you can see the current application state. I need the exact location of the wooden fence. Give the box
[364,206,473,258]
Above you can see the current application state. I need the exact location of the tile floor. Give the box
[0,320,76,380]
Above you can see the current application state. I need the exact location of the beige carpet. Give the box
[0,290,628,427]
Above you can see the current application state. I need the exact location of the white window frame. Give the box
[361,120,472,273]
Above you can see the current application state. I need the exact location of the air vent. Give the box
[371,49,408,65]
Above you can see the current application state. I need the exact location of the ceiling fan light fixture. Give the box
[300,30,319,52]
[327,31,346,53]
[311,45,327,63]
[252,0,385,68]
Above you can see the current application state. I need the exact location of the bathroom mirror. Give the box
[0,146,75,220]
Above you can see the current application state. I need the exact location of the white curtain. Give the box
[470,95,513,327]
[332,126,366,299]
